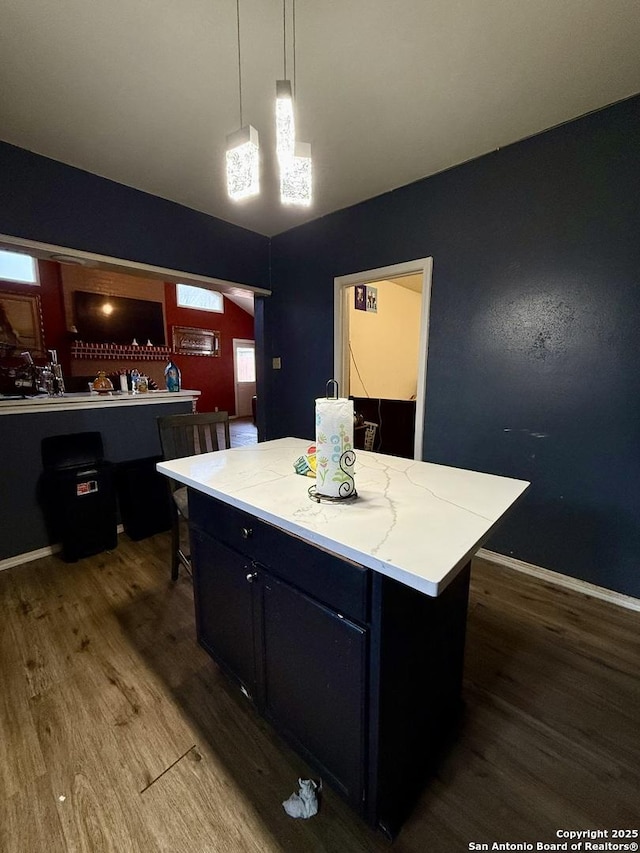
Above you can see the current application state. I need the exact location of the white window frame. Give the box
[0,249,40,286]
[176,283,224,313]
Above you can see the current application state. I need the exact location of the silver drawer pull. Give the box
[246,571,258,583]
[241,527,253,539]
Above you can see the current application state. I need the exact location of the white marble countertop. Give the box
[0,389,200,415]
[157,437,529,597]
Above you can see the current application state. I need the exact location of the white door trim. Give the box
[334,257,433,460]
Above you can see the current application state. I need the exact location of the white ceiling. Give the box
[1,0,639,238]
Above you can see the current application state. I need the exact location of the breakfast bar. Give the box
[0,390,199,564]
[158,437,529,836]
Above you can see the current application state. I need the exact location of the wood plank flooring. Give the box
[1,536,638,852]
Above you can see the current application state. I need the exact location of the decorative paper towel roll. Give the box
[315,396,356,498]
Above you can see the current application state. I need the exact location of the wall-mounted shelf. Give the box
[71,343,172,361]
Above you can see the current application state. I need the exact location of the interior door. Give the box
[233,338,256,417]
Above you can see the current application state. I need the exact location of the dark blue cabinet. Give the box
[190,524,368,810]
[191,530,258,700]
[262,575,367,806]
[188,489,470,837]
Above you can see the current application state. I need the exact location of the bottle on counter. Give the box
[137,375,149,393]
[164,359,181,392]
[130,368,140,394]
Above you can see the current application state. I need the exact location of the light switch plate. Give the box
[272,357,282,369]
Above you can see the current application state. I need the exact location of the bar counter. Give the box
[0,390,199,565]
[0,389,199,416]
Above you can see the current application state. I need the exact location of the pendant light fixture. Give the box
[277,0,312,206]
[275,79,295,164]
[226,0,259,200]
[281,141,312,206]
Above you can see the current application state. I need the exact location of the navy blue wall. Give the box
[268,96,640,598]
[0,142,269,288]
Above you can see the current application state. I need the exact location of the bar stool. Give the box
[157,411,231,580]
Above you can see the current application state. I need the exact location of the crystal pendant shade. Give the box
[226,125,260,201]
[280,141,312,206]
[275,80,295,164]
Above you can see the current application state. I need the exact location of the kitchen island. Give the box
[157,437,528,836]
[0,390,199,564]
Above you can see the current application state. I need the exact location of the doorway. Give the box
[233,338,256,417]
[334,258,432,460]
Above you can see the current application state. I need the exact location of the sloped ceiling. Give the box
[0,0,639,237]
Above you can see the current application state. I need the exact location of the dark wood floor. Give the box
[229,416,258,447]
[1,534,638,852]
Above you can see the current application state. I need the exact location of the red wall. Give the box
[38,260,69,367]
[1,264,253,413]
[164,284,254,414]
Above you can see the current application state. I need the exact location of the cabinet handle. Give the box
[241,527,253,539]
[246,571,258,583]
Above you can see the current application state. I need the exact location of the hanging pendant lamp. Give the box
[226,0,259,200]
[281,141,312,206]
[275,79,295,164]
[226,125,259,201]
[276,0,312,206]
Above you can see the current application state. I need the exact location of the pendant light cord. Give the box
[236,0,243,127]
[283,0,287,80]
[283,0,296,94]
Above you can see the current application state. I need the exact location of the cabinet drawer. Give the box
[189,489,369,624]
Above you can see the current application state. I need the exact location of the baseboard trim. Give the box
[0,525,125,573]
[0,543,61,571]
[477,548,640,613]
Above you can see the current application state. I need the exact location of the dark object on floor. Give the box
[351,397,416,458]
[40,431,117,562]
[115,455,172,540]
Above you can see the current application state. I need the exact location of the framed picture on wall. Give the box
[0,291,45,355]
[172,325,220,357]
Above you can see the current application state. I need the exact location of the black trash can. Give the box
[115,455,172,541]
[41,432,118,562]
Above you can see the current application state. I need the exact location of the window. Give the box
[176,283,224,313]
[235,346,256,382]
[0,250,39,285]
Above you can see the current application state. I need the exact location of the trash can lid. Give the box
[41,431,105,470]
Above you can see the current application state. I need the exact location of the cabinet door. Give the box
[190,528,258,699]
[260,574,367,809]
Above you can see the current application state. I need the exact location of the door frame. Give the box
[232,337,256,418]
[334,257,433,460]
